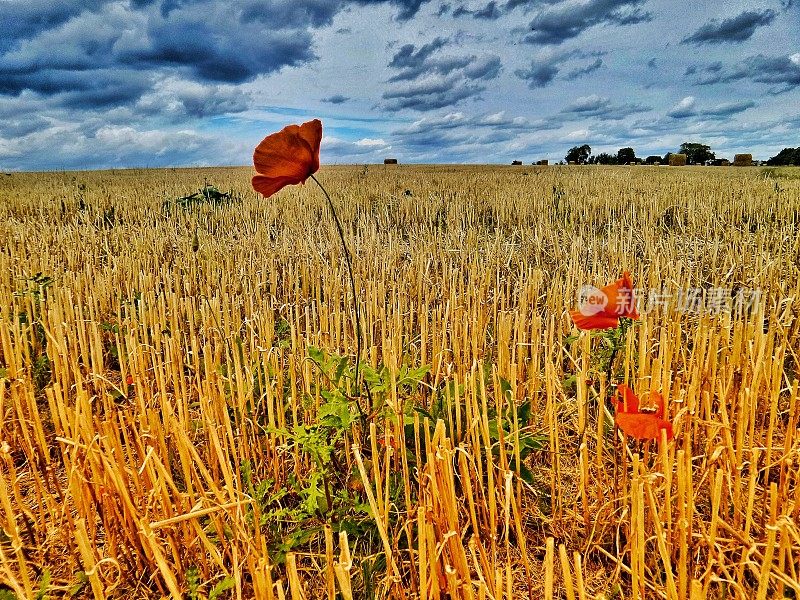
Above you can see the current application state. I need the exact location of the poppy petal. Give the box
[253,128,312,181]
[252,175,304,198]
[602,271,639,320]
[297,119,322,173]
[615,412,674,441]
[615,384,640,413]
[569,310,620,330]
[253,120,321,176]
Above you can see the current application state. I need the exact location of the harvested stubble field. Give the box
[1,164,799,599]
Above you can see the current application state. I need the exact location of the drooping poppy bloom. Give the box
[252,119,322,198]
[614,384,673,441]
[570,271,639,330]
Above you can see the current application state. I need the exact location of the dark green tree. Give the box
[565,144,592,164]
[766,147,800,166]
[592,152,617,165]
[679,142,715,165]
[617,147,636,164]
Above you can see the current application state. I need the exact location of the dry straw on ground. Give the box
[0,165,799,599]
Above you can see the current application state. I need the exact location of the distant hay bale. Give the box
[568,161,577,165]
[511,160,523,165]
[383,158,398,165]
[535,159,549,166]
[733,154,753,167]
[669,154,687,167]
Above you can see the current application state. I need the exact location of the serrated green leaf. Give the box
[499,377,512,401]
[517,400,532,426]
[334,355,350,383]
[35,567,51,600]
[209,576,235,600]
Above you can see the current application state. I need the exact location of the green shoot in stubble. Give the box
[310,174,370,420]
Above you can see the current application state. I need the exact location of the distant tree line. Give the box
[563,142,800,166]
[565,143,717,166]
[766,147,800,166]
[564,145,637,165]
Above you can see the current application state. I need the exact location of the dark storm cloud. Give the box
[239,0,340,28]
[474,2,502,18]
[690,54,800,91]
[515,48,600,87]
[560,94,650,120]
[389,54,502,83]
[382,78,485,110]
[383,39,501,110]
[0,114,50,138]
[515,63,559,87]
[389,55,473,82]
[682,9,777,45]
[352,0,432,20]
[0,0,111,52]
[524,0,651,45]
[0,68,152,108]
[389,38,449,69]
[566,58,603,80]
[733,55,800,89]
[241,0,432,25]
[1,0,434,102]
[464,56,502,79]
[503,0,564,12]
[685,61,722,80]
[135,78,251,119]
[0,0,320,112]
[121,20,317,83]
[452,1,502,19]
[322,95,350,104]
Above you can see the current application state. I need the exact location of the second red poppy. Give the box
[570,271,639,330]
[614,384,673,441]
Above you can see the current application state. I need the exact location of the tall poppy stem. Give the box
[310,174,366,417]
[605,317,631,390]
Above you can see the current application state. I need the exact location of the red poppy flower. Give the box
[570,271,639,330]
[614,384,673,441]
[252,119,322,198]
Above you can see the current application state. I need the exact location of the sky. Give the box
[0,0,798,170]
